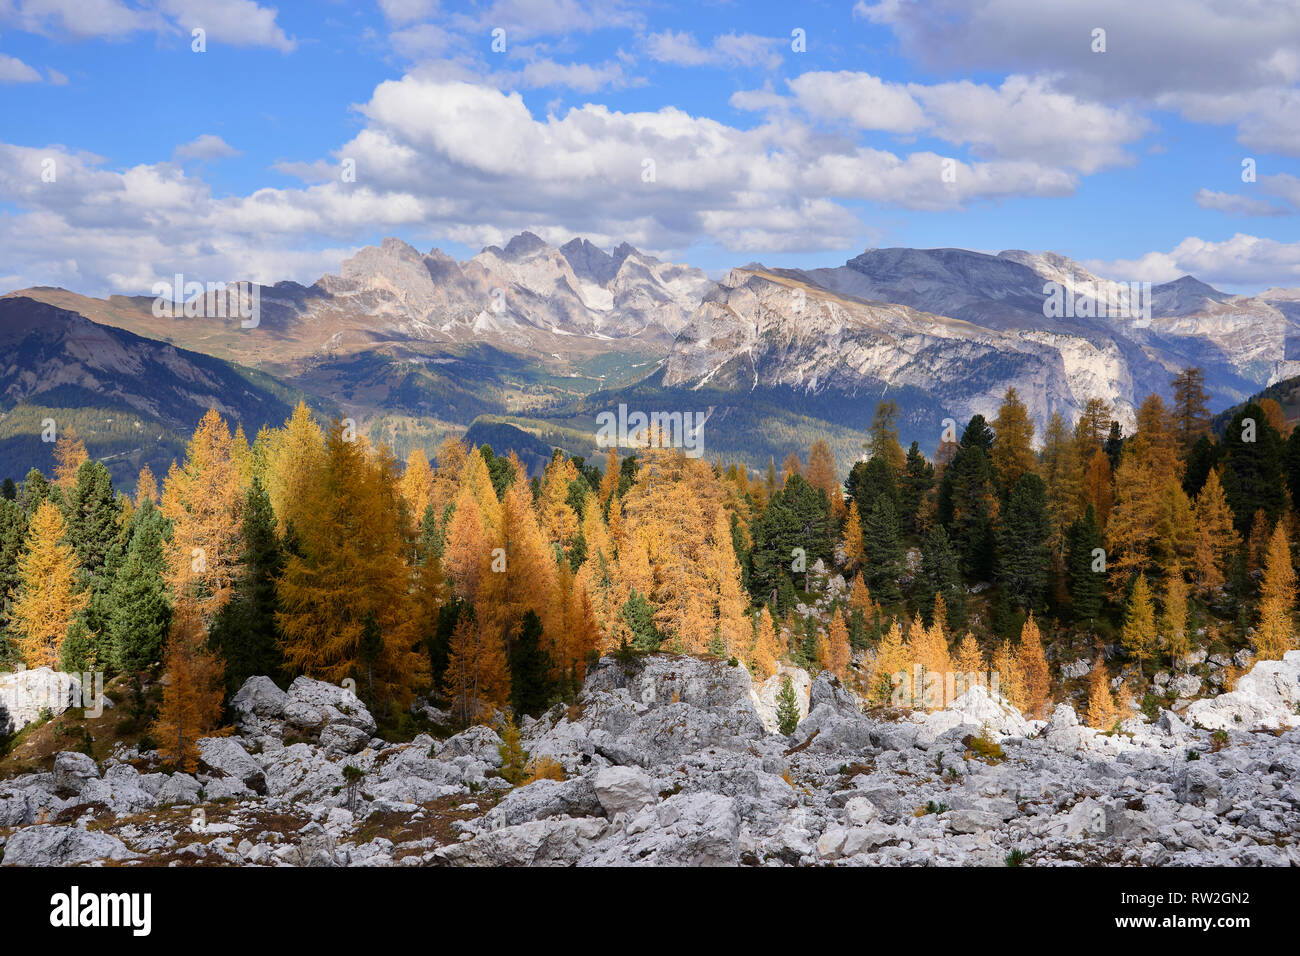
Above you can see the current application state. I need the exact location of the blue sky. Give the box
[2,0,1300,295]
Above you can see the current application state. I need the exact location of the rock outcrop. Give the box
[1,655,1298,867]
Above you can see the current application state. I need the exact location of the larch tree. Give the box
[868,619,908,705]
[806,440,843,518]
[53,433,88,489]
[750,607,780,682]
[841,501,865,574]
[12,500,87,668]
[954,632,985,678]
[1120,574,1158,675]
[1085,654,1117,730]
[162,409,246,621]
[1161,566,1191,665]
[867,400,906,472]
[442,611,511,726]
[1014,613,1051,719]
[1191,467,1239,593]
[1171,368,1212,452]
[1254,523,1297,660]
[827,608,851,681]
[152,597,225,772]
[991,638,1025,712]
[1081,447,1114,528]
[264,402,326,536]
[990,387,1036,495]
[401,448,435,529]
[276,423,429,713]
[134,464,159,507]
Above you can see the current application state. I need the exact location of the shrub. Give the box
[521,756,565,784]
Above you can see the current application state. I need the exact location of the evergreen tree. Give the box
[1181,434,1219,500]
[898,442,933,533]
[1219,403,1287,533]
[106,498,172,672]
[1065,505,1105,624]
[509,610,555,716]
[844,456,899,516]
[208,478,285,694]
[919,523,964,628]
[997,472,1051,611]
[862,495,903,604]
[775,675,801,735]
[619,590,662,651]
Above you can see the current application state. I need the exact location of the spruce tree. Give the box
[208,478,285,694]
[776,675,800,735]
[509,610,554,715]
[997,472,1051,611]
[863,495,903,604]
[106,498,172,672]
[1065,505,1105,624]
[1220,403,1287,532]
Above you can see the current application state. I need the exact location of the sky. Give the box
[2,0,1300,296]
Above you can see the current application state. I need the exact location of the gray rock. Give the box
[0,825,135,866]
[320,724,371,756]
[484,776,603,828]
[198,737,267,794]
[51,752,99,795]
[0,668,82,736]
[592,765,657,818]
[283,676,376,736]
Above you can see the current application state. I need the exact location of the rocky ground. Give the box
[0,650,1298,867]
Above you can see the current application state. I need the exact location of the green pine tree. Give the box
[776,675,800,735]
[209,478,286,694]
[106,498,172,672]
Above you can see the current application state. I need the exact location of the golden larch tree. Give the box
[152,598,225,771]
[12,501,88,667]
[265,402,326,536]
[1120,574,1158,675]
[1255,523,1297,660]
[442,613,511,726]
[841,501,865,573]
[990,387,1036,492]
[1085,654,1117,730]
[53,433,88,489]
[1015,613,1051,719]
[162,408,246,621]
[827,608,851,682]
[276,422,429,713]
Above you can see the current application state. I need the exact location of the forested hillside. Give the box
[1,365,1298,770]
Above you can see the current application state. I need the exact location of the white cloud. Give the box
[1194,189,1290,217]
[0,77,1095,294]
[0,52,41,82]
[646,30,782,71]
[741,71,1147,173]
[2,0,294,50]
[377,0,438,25]
[173,133,241,162]
[1089,233,1300,288]
[157,0,294,52]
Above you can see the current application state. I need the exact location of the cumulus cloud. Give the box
[1,0,294,50]
[739,71,1147,173]
[173,134,241,162]
[1194,189,1290,217]
[646,30,783,71]
[0,52,41,82]
[1088,233,1300,288]
[856,0,1300,157]
[0,76,1094,294]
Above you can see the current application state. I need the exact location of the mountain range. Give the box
[3,234,1298,484]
